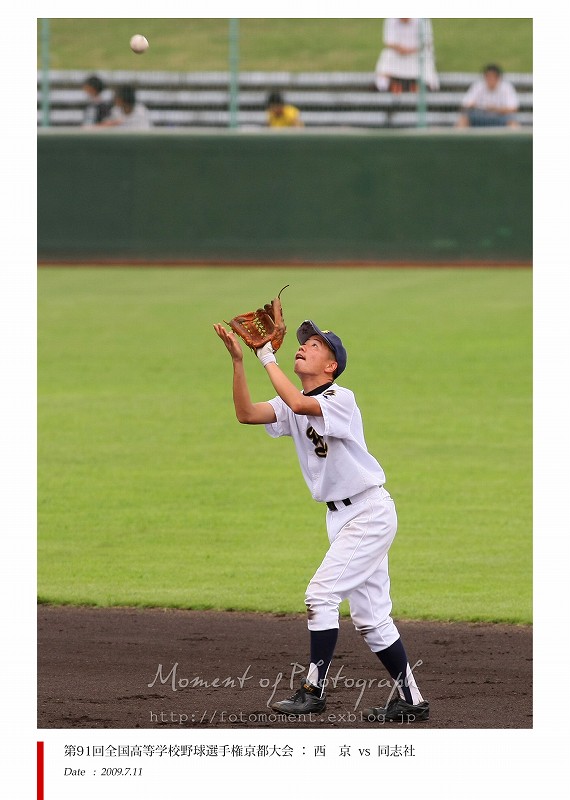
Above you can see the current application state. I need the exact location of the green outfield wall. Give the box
[37,130,532,263]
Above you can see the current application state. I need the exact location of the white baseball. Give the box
[130,34,149,54]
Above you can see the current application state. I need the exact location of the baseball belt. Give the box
[326,485,384,512]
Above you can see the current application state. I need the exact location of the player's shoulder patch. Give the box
[322,385,355,406]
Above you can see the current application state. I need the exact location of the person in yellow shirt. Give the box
[266,91,304,128]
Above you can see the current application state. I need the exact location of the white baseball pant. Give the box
[305,485,400,652]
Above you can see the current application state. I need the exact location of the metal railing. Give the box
[37,19,533,130]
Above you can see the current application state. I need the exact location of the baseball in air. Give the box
[130,34,149,54]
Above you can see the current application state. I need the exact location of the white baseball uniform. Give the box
[265,382,401,652]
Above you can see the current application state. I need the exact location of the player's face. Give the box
[294,336,337,377]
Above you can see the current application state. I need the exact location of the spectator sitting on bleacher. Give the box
[95,85,152,129]
[456,64,519,128]
[82,75,113,126]
[266,92,303,128]
[375,18,439,93]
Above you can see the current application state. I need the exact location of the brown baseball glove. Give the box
[225,285,289,352]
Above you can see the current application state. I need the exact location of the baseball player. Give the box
[213,318,429,722]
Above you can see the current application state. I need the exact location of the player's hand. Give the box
[214,323,244,362]
[256,341,277,367]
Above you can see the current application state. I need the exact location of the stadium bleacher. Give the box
[37,70,533,129]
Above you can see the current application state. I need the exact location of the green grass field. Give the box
[37,267,532,623]
[38,18,532,73]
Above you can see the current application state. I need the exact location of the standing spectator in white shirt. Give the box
[457,64,519,128]
[374,18,439,93]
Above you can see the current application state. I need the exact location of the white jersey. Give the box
[462,79,519,111]
[265,383,386,503]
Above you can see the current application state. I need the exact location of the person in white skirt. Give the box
[375,18,439,93]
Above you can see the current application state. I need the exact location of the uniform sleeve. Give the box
[264,396,292,438]
[462,81,481,107]
[312,388,356,439]
[504,82,519,109]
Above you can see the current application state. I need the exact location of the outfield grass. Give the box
[38,267,532,623]
[38,18,532,73]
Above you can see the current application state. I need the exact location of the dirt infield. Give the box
[38,605,532,729]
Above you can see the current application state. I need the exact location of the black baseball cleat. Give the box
[271,682,326,715]
[363,697,430,723]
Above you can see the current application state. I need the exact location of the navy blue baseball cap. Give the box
[296,320,347,379]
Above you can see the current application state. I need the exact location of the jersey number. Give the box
[306,426,328,458]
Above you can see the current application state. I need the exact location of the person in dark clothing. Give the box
[82,75,113,125]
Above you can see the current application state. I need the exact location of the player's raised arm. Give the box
[257,342,323,416]
[213,323,276,424]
